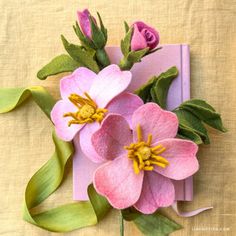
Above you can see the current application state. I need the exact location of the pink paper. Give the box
[73,44,192,201]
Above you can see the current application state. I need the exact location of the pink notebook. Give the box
[73,44,193,201]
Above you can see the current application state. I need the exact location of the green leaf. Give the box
[0,86,55,119]
[134,212,182,236]
[179,99,227,132]
[147,46,162,54]
[178,124,203,144]
[127,47,149,63]
[61,35,100,73]
[121,207,141,221]
[135,66,179,108]
[37,54,81,80]
[120,27,133,56]
[150,66,178,108]
[88,184,111,221]
[97,12,108,41]
[90,15,106,49]
[135,75,157,102]
[0,87,111,232]
[174,109,210,144]
[73,21,95,49]
[124,21,129,33]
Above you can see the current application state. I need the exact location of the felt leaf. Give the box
[88,184,111,221]
[73,21,95,49]
[37,54,81,80]
[177,124,203,145]
[135,66,179,107]
[175,109,210,144]
[61,35,100,73]
[150,66,178,108]
[146,46,162,55]
[179,99,227,132]
[97,12,108,41]
[134,212,182,236]
[121,207,141,221]
[0,86,55,119]
[90,15,106,49]
[120,27,133,56]
[124,21,130,33]
[0,87,111,232]
[127,48,149,63]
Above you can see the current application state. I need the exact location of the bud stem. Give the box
[96,48,110,68]
[118,57,134,70]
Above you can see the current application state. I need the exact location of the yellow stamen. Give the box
[153,147,166,155]
[152,155,169,165]
[149,161,167,168]
[64,92,107,126]
[124,124,169,174]
[147,134,152,146]
[133,160,140,174]
[143,166,154,171]
[137,124,142,142]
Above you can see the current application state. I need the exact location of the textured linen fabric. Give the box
[0,0,236,235]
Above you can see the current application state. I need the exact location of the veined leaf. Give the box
[178,124,203,144]
[61,35,100,73]
[135,66,179,109]
[0,87,111,232]
[174,109,210,144]
[88,184,111,221]
[0,86,55,118]
[37,54,81,80]
[134,212,182,236]
[179,99,227,132]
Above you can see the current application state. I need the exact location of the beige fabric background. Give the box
[0,0,236,235]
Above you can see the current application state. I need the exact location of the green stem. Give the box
[118,57,134,70]
[120,211,124,236]
[96,48,110,68]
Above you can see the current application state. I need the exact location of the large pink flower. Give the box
[51,64,143,162]
[92,103,199,214]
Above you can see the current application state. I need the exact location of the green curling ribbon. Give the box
[0,86,111,232]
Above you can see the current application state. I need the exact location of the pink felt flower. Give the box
[77,9,96,39]
[131,21,160,51]
[92,103,199,214]
[51,64,143,162]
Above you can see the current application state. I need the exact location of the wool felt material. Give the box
[93,104,199,214]
[51,64,143,163]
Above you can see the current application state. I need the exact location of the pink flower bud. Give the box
[77,9,96,39]
[131,21,160,51]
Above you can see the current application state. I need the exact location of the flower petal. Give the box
[51,100,84,141]
[131,24,148,51]
[106,92,144,126]
[132,103,178,143]
[92,114,132,161]
[79,122,105,163]
[134,171,175,214]
[73,135,101,200]
[89,64,132,108]
[133,21,160,49]
[77,9,94,39]
[60,67,96,100]
[94,154,144,209]
[153,139,199,180]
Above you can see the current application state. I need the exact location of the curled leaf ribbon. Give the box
[0,86,111,232]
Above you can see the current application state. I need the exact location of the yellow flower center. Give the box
[63,92,108,126]
[124,124,169,174]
